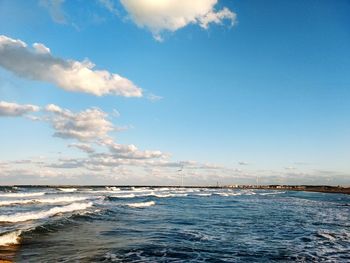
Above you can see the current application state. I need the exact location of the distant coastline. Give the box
[1,185,349,195]
[229,185,350,195]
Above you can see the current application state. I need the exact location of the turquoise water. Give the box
[0,187,349,262]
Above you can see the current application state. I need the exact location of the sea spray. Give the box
[0,230,21,246]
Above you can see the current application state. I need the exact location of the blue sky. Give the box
[0,0,349,185]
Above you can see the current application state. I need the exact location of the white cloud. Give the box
[33,43,51,54]
[103,140,164,160]
[0,101,40,116]
[45,104,114,141]
[0,35,142,97]
[0,101,233,184]
[119,0,237,40]
[37,103,167,161]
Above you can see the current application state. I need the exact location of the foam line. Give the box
[0,192,45,198]
[127,201,155,208]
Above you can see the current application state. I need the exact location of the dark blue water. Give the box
[0,187,349,262]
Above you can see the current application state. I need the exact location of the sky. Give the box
[0,0,349,186]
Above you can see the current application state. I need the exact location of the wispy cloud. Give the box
[39,0,67,24]
[0,35,142,97]
[98,0,119,16]
[147,93,163,102]
[0,101,40,116]
[68,143,95,154]
[284,166,296,170]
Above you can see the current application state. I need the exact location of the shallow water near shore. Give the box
[0,186,349,262]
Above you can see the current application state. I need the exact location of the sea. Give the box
[0,186,349,262]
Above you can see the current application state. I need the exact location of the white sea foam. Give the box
[172,193,188,197]
[105,252,118,261]
[152,193,188,198]
[259,191,285,195]
[127,201,155,208]
[84,188,124,194]
[318,231,336,241]
[131,190,153,194]
[242,191,256,195]
[0,202,93,223]
[89,190,117,194]
[153,193,173,198]
[0,192,46,198]
[196,193,212,197]
[58,188,77,192]
[228,192,242,196]
[0,196,92,206]
[215,192,241,197]
[0,199,34,206]
[187,189,200,192]
[158,188,170,191]
[39,196,93,203]
[0,230,22,246]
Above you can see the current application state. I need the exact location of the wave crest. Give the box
[127,201,155,208]
[0,196,92,206]
[0,202,93,223]
[0,192,45,198]
[0,230,21,246]
[58,188,77,192]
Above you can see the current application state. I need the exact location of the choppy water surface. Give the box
[0,187,349,262]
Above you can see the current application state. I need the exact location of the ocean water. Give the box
[0,187,349,262]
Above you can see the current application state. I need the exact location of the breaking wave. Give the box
[58,188,77,192]
[0,230,22,246]
[0,202,93,223]
[215,192,241,197]
[127,201,155,208]
[0,196,93,206]
[0,192,46,198]
[196,193,212,197]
